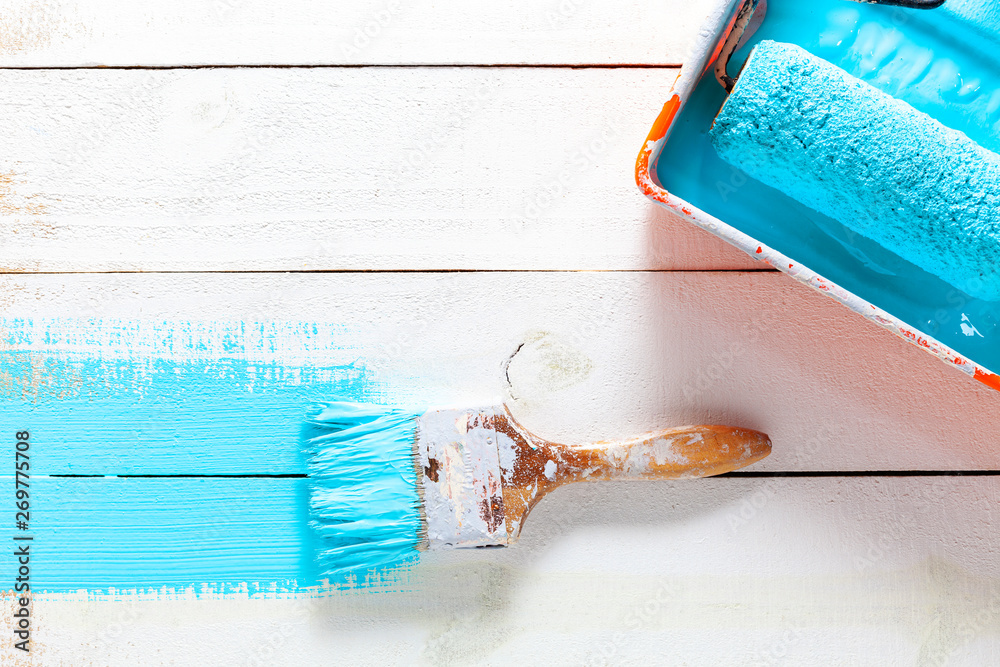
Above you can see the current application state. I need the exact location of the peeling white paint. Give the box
[496,430,518,477]
[650,436,691,466]
[417,408,508,549]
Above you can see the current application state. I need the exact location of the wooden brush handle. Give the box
[555,424,771,483]
[491,411,771,542]
[493,411,770,491]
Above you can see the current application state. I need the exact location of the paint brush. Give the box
[303,402,771,579]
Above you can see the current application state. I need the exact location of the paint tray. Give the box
[637,0,1000,392]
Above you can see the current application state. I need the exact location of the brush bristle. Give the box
[302,401,427,582]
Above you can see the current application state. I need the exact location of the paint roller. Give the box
[708,0,1000,302]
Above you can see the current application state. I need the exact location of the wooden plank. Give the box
[0,0,712,67]
[3,476,1000,664]
[0,67,760,273]
[3,478,311,594]
[0,271,996,474]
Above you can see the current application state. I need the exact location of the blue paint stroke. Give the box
[5,353,368,475]
[939,0,1000,53]
[0,318,425,594]
[24,478,316,595]
[0,318,371,475]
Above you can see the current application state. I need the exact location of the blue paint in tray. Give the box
[656,0,1000,370]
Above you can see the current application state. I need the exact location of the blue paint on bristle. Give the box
[303,401,424,582]
[709,40,1000,302]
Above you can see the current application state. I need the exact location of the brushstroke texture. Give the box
[0,318,369,474]
[0,317,385,594]
[941,0,1000,44]
[23,478,315,595]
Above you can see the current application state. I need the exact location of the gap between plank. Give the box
[0,268,778,275]
[50,474,308,479]
[723,470,1000,478]
[0,63,684,71]
[44,471,1000,479]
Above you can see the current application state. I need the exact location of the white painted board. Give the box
[0,0,712,67]
[0,271,996,472]
[0,66,759,272]
[3,476,999,665]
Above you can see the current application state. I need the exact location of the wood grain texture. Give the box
[0,0,713,67]
[1,271,996,474]
[4,476,1000,664]
[0,67,760,272]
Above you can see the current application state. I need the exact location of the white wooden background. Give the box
[3,0,1000,664]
